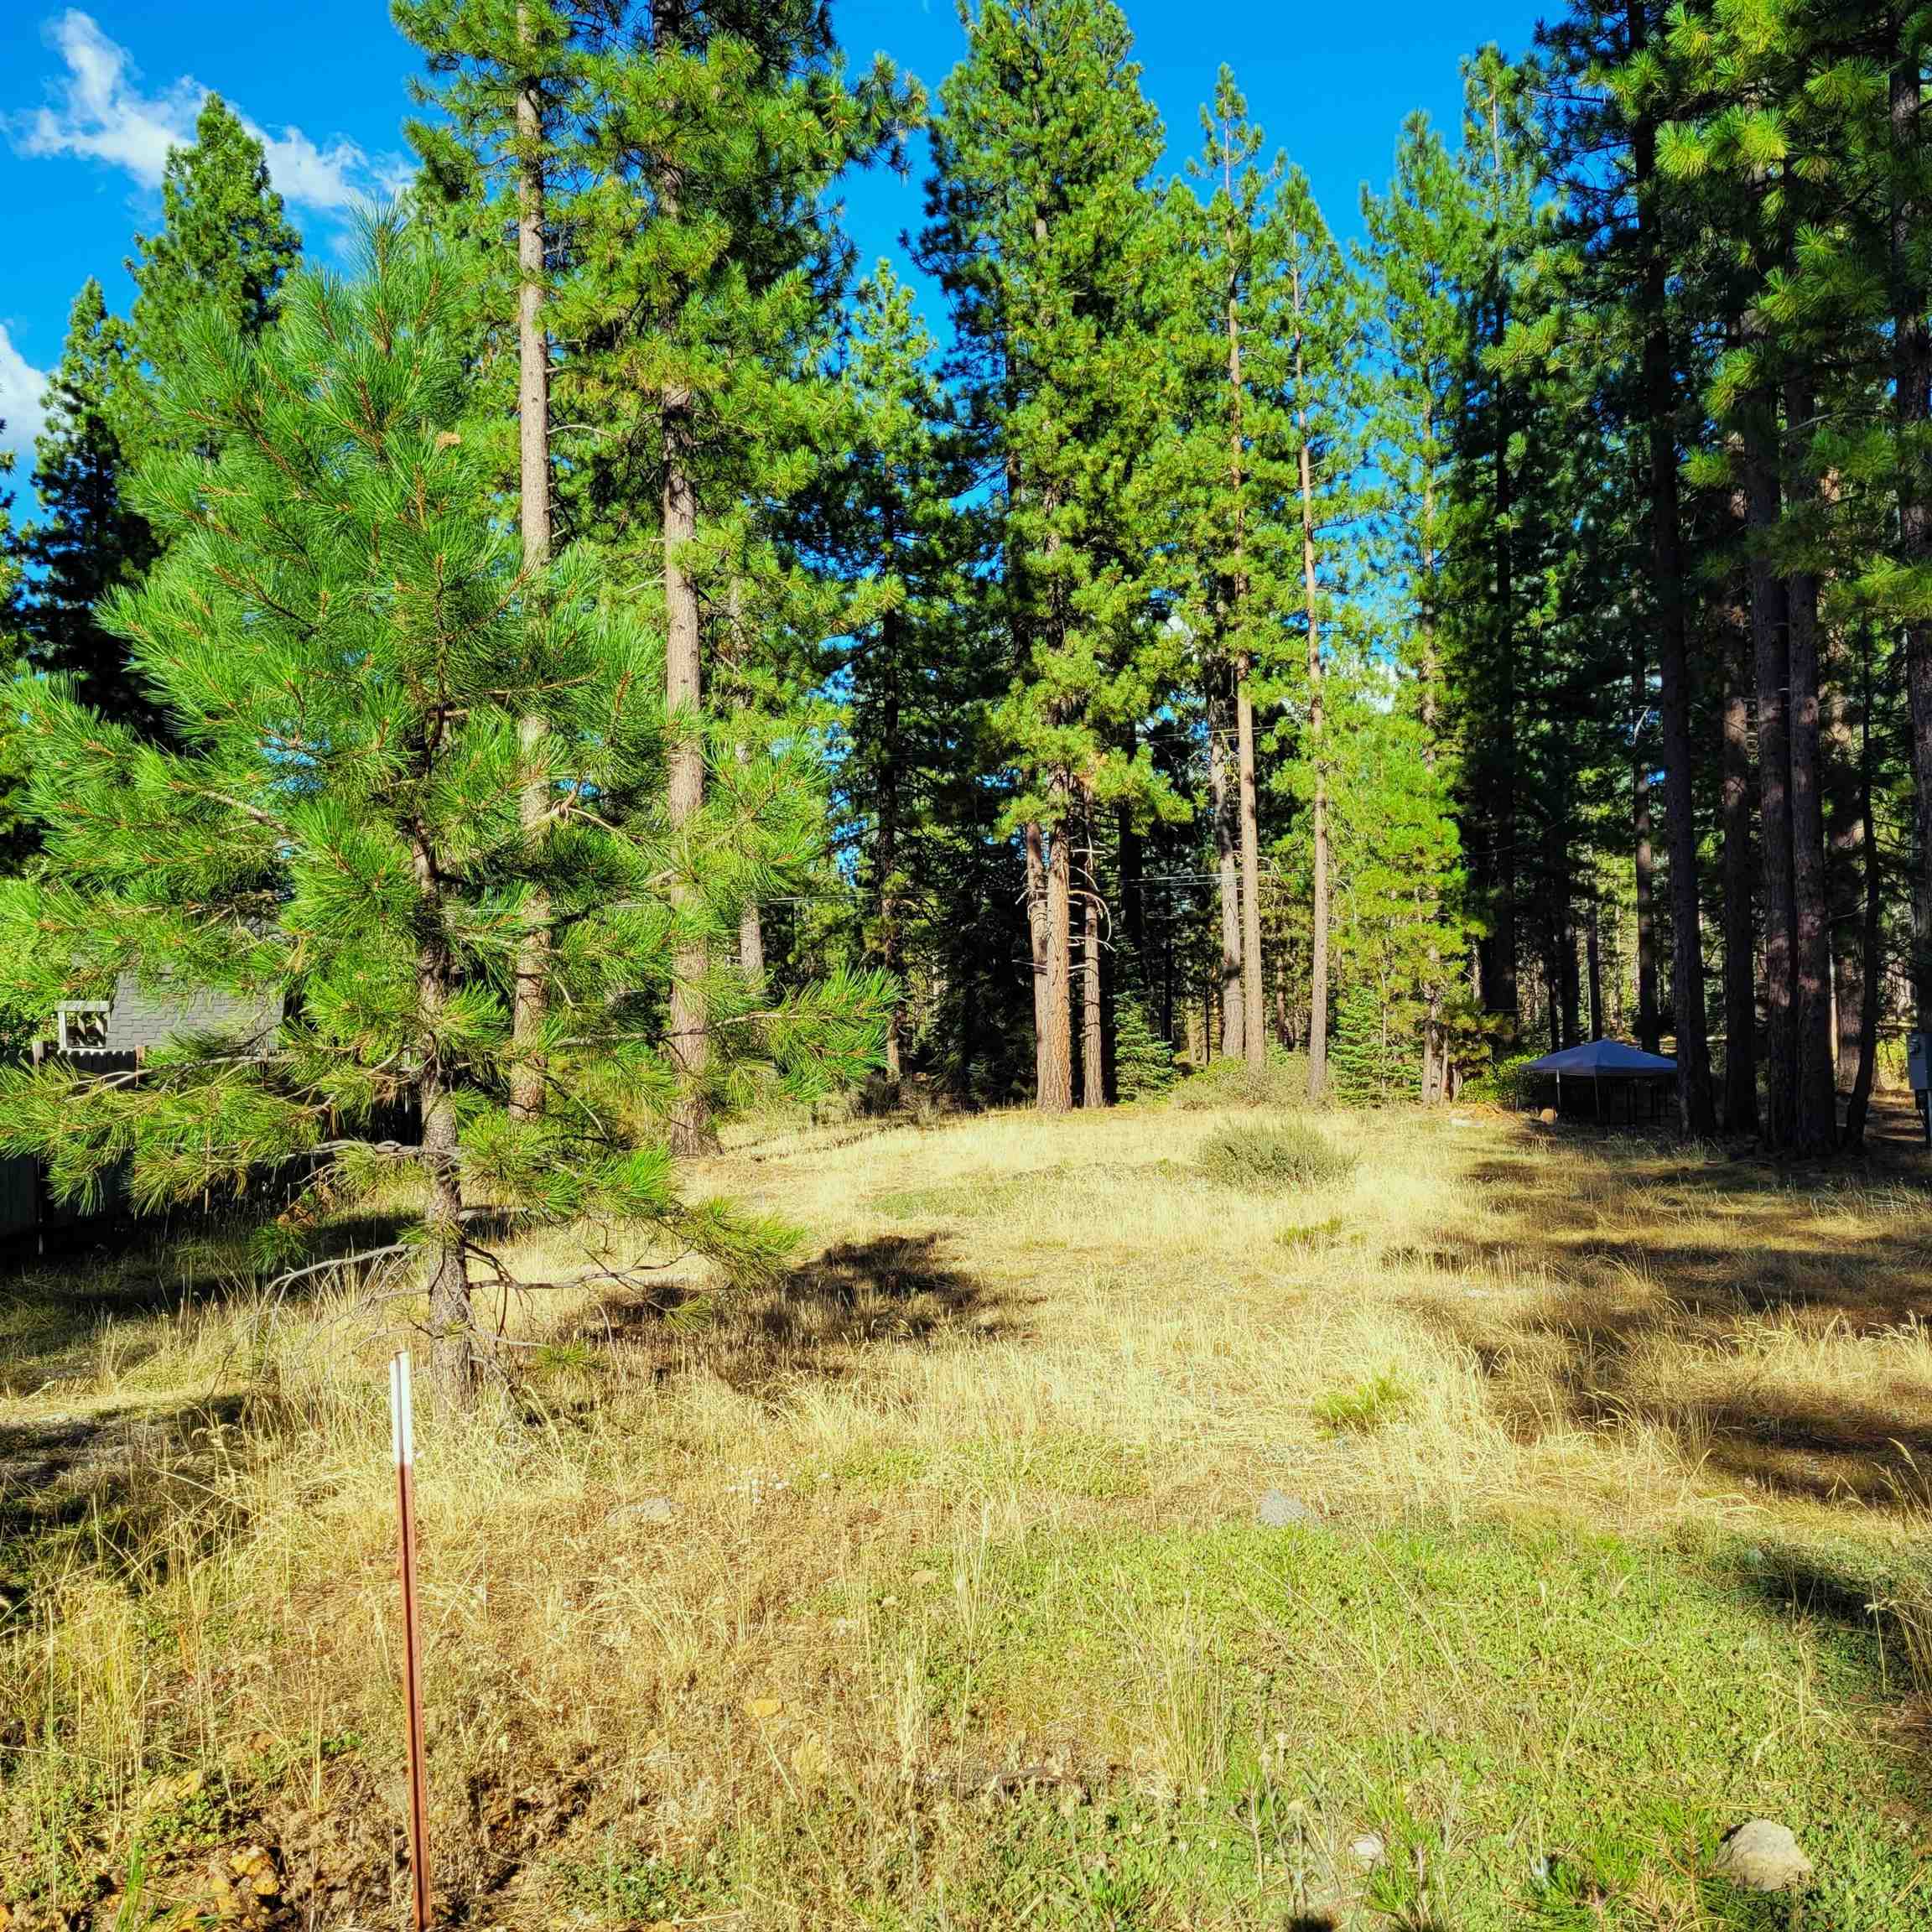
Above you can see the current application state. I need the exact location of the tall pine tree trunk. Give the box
[1209,663,1244,1059]
[1891,51,1932,1033]
[1223,235,1266,1067]
[1720,538,1759,1135]
[510,2,552,1124]
[663,392,710,1154]
[1745,402,1797,1150]
[651,16,709,1157]
[1042,787,1073,1112]
[875,605,906,1087]
[1845,628,1884,1147]
[1010,442,1057,1109]
[1783,371,1837,1152]
[1482,280,1519,1028]
[1629,11,1715,1130]
[1420,449,1446,1099]
[1632,649,1661,1052]
[1826,672,1866,1088]
[1298,310,1329,1104]
[1079,784,1105,1108]
[1236,661,1265,1067]
[1026,822,1055,1103]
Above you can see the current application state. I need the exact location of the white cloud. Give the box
[13,10,403,218]
[0,325,49,467]
[250,124,381,216]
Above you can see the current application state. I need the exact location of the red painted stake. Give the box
[391,1351,433,1932]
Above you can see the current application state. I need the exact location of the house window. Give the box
[57,1004,110,1051]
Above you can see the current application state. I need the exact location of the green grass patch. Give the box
[951,1428,1151,1501]
[820,1440,933,1492]
[1312,1368,1413,1433]
[872,1517,1931,1928]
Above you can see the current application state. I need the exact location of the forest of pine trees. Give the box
[4,0,1932,1377]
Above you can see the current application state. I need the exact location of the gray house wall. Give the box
[0,977,286,1241]
[99,974,283,1056]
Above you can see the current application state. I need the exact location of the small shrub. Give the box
[1196,1119,1356,1192]
[1457,1048,1542,1108]
[1172,1048,1313,1111]
[1313,1368,1413,1433]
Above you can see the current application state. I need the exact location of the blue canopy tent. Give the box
[1517,1039,1677,1124]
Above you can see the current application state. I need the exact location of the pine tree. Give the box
[817,266,985,1094]
[1113,989,1176,1100]
[0,436,22,649]
[1182,67,1291,1071]
[0,225,884,1400]
[21,283,158,728]
[1358,112,1472,760]
[1541,0,1721,1130]
[1446,49,1550,1038]
[126,95,304,439]
[1270,167,1365,1100]
[1316,643,1470,1106]
[918,0,1182,1113]
[1358,111,1477,1096]
[395,0,605,1125]
[560,2,911,1150]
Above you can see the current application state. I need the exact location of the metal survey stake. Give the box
[390,1351,433,1932]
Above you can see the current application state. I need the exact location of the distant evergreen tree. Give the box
[919,0,1183,1114]
[558,2,911,1151]
[127,96,304,431]
[817,266,991,1094]
[21,283,158,728]
[1267,164,1368,1098]
[0,434,21,647]
[1322,658,1473,1102]
[23,105,301,740]
[1113,991,1177,1101]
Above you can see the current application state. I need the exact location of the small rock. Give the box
[1256,1489,1320,1530]
[1714,1820,1813,1893]
[1350,1831,1386,1868]
[610,1495,675,1525]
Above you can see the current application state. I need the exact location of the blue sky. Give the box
[0,0,1547,482]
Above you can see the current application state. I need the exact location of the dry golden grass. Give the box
[4,1099,1932,1927]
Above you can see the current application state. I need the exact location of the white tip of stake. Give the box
[390,1349,415,1467]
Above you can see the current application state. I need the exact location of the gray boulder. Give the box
[1713,1820,1812,1893]
[1256,1489,1320,1530]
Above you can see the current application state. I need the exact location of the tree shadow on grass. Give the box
[550,1231,1024,1395]
[0,1210,418,1402]
[0,1392,249,1625]
[1405,1107,1932,1509]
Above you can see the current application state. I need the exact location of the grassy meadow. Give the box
[4,1092,1932,1928]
